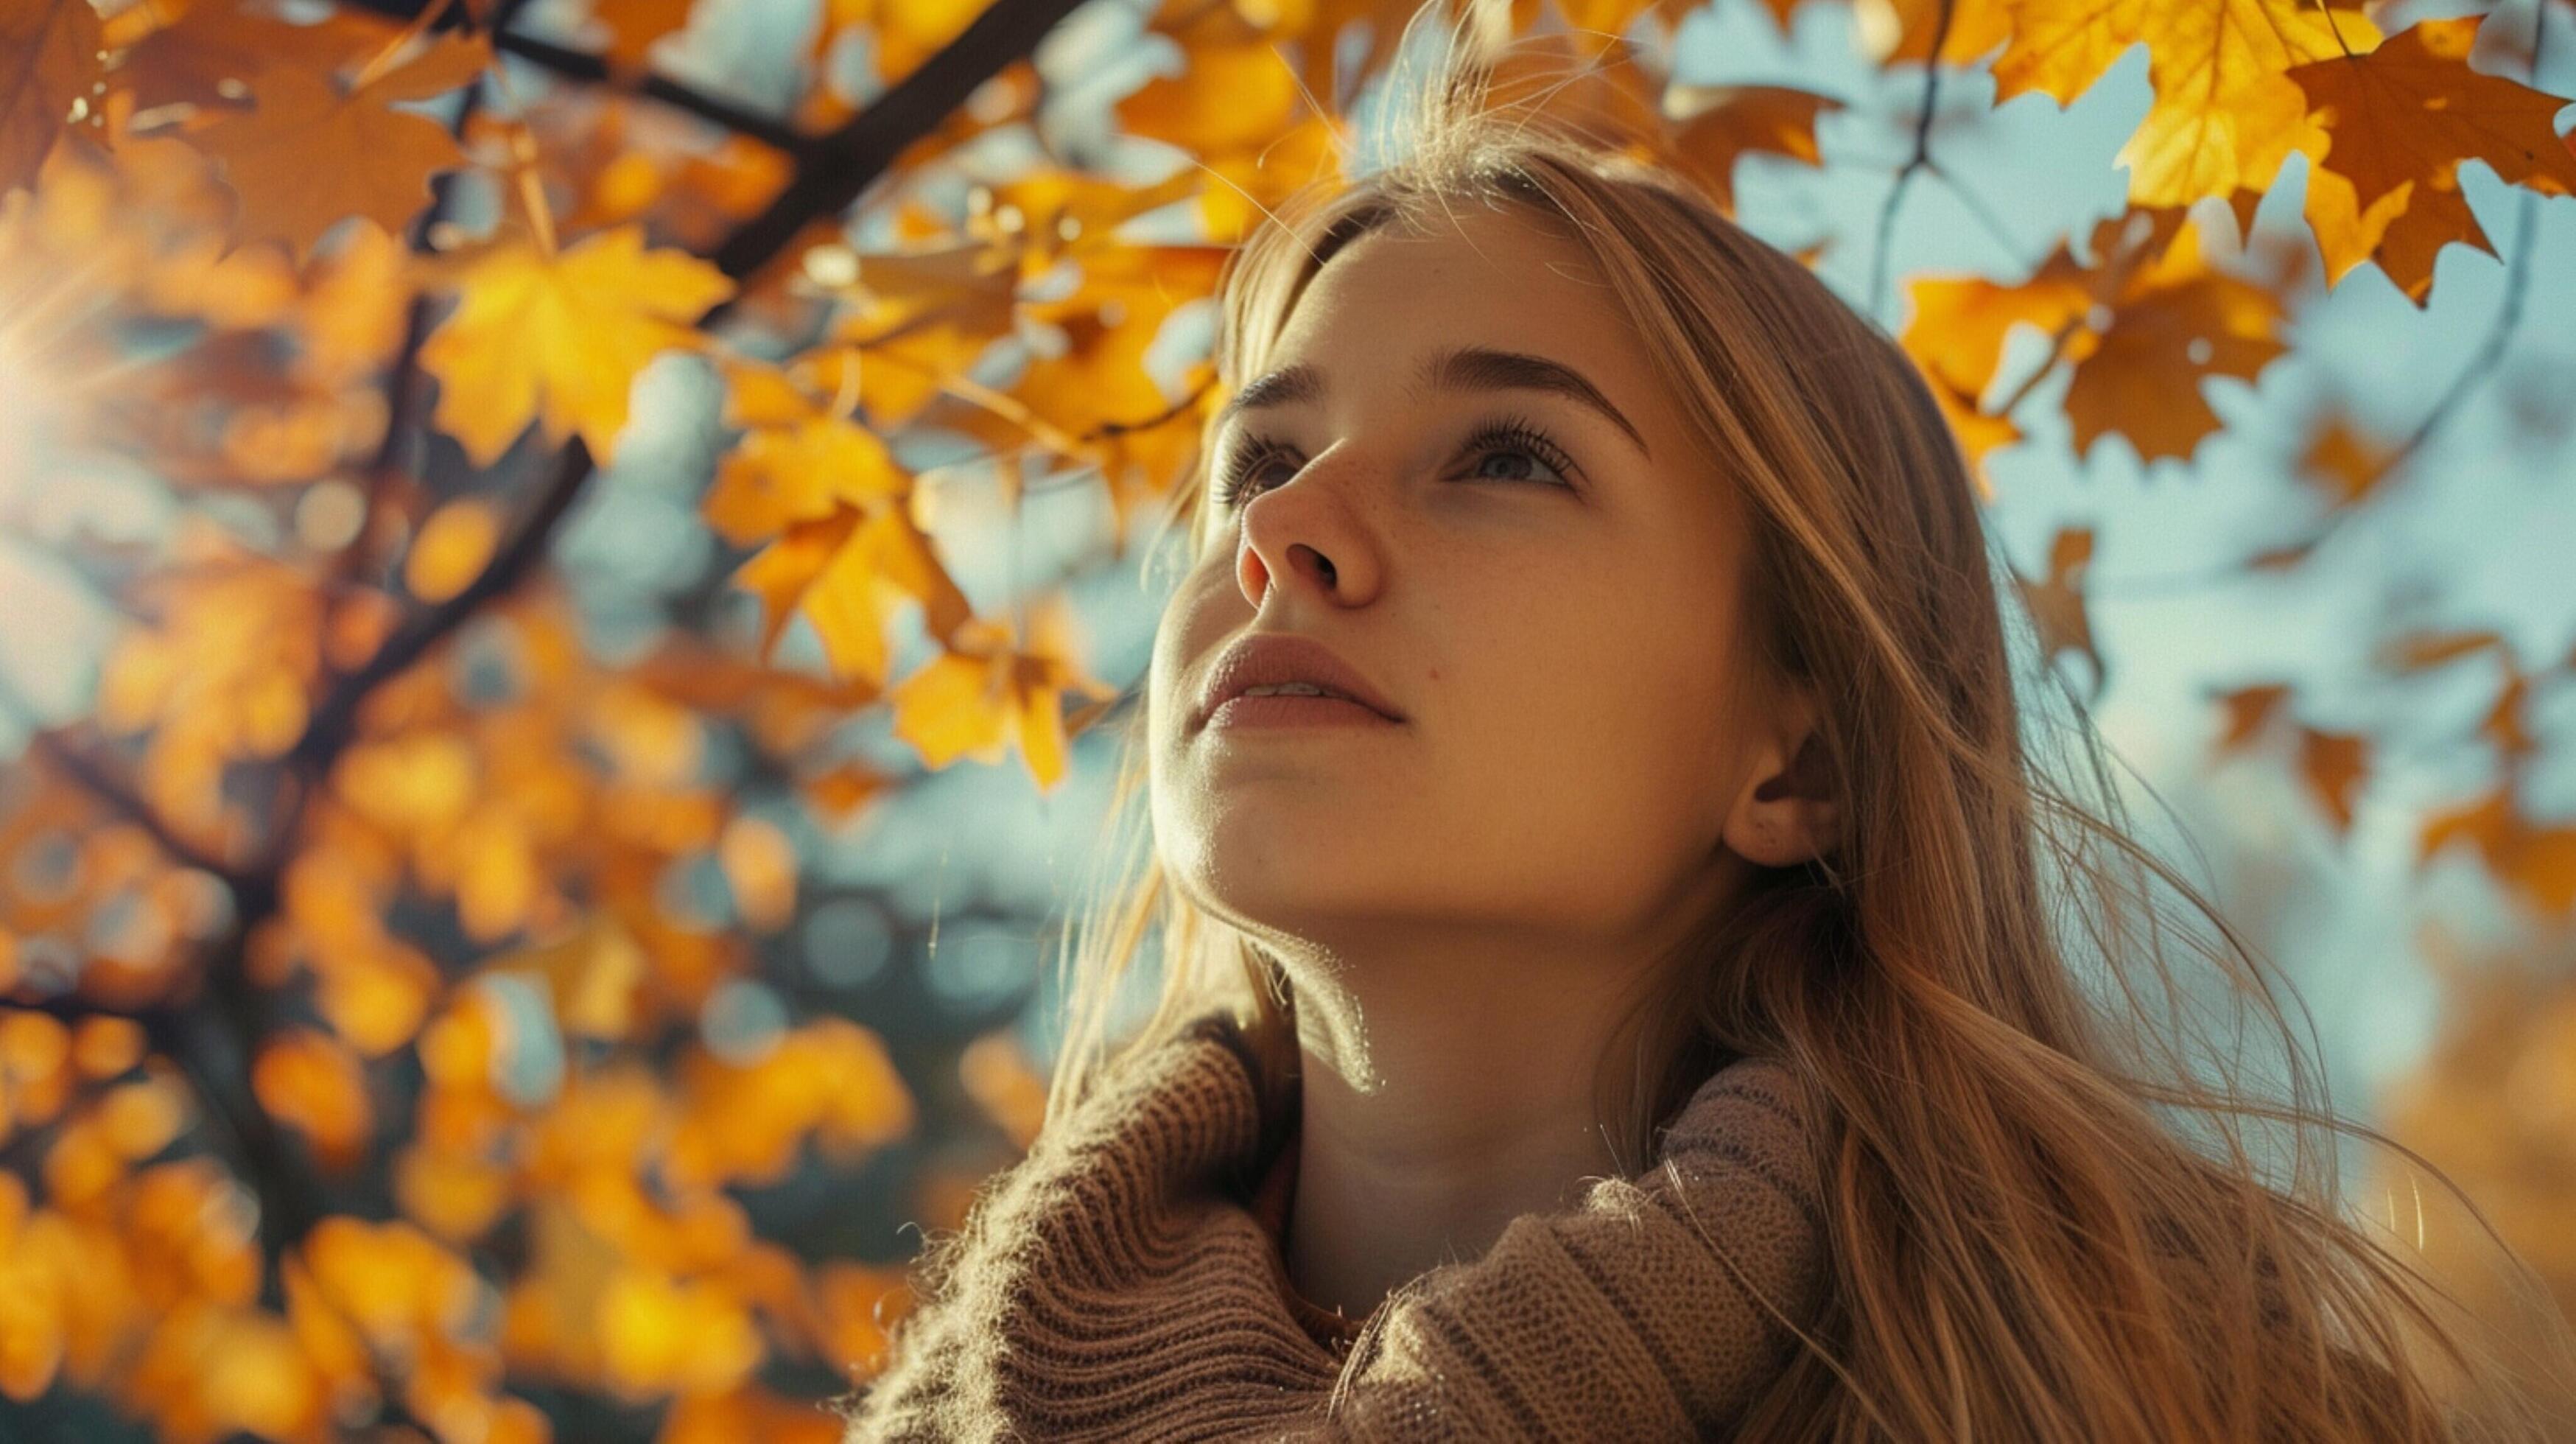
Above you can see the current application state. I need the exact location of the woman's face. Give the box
[1147,202,1788,958]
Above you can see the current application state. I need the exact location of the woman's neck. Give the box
[1275,958,1651,1319]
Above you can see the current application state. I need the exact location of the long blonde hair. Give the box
[1030,4,2576,1436]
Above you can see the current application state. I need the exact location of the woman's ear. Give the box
[1721,692,1839,869]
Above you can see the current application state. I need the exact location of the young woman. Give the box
[838,7,2573,1439]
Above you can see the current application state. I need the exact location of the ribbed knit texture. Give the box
[838,1009,1828,1442]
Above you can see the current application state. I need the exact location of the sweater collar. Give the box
[842,1005,1830,1440]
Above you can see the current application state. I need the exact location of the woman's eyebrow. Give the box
[1215,345,1652,461]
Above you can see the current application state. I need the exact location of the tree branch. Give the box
[331,0,807,152]
[706,0,1096,295]
[0,672,244,888]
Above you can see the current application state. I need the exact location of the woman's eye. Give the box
[1212,415,1579,510]
[1458,418,1577,488]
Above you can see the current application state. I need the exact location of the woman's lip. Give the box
[1204,694,1406,730]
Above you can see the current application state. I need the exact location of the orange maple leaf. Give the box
[418,223,736,466]
[0,0,102,197]
[2289,15,2576,217]
[2422,788,2576,917]
[2294,407,2394,509]
[2013,525,2097,684]
[590,0,703,70]
[2287,14,2576,307]
[1906,208,2284,469]
[2212,681,2292,751]
[2297,725,2370,835]
[2060,217,2289,466]
[122,0,418,110]
[1667,84,1845,217]
[189,46,489,267]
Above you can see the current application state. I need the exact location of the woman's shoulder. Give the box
[1654,1051,1825,1221]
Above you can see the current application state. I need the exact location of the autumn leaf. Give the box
[2208,683,2369,835]
[1901,260,2089,412]
[418,223,736,466]
[2289,15,2576,220]
[253,1029,374,1171]
[119,0,418,111]
[1117,30,1304,158]
[488,915,647,1041]
[2295,406,2394,508]
[404,497,504,603]
[702,412,911,544]
[888,597,1116,790]
[732,502,973,686]
[2297,726,2369,835]
[2013,525,2097,685]
[1906,206,2283,469]
[2213,681,2292,750]
[2422,789,2576,917]
[2376,629,2504,673]
[1854,0,2012,69]
[591,0,703,70]
[1667,84,1845,217]
[187,61,475,267]
[717,814,796,933]
[0,0,101,198]
[2060,214,2289,466]
[1993,0,2381,208]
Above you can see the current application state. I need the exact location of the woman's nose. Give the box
[1232,454,1378,610]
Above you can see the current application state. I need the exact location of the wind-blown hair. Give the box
[1019,2,2576,1436]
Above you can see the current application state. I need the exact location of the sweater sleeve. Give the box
[1294,1058,1830,1443]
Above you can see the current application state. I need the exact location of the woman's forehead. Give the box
[1281,208,1611,337]
[1239,222,1656,431]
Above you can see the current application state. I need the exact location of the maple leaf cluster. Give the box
[0,0,2571,1437]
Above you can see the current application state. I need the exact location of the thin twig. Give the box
[1868,0,1956,322]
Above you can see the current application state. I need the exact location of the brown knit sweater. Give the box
[838,1009,1829,1441]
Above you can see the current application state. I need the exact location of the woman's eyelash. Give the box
[1211,413,1579,508]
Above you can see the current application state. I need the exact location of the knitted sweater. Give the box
[838,1009,1829,1441]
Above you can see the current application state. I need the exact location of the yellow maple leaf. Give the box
[888,596,1116,791]
[418,223,735,466]
[1854,0,2012,69]
[1117,35,1302,157]
[731,502,972,686]
[1994,0,2381,208]
[701,413,910,544]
